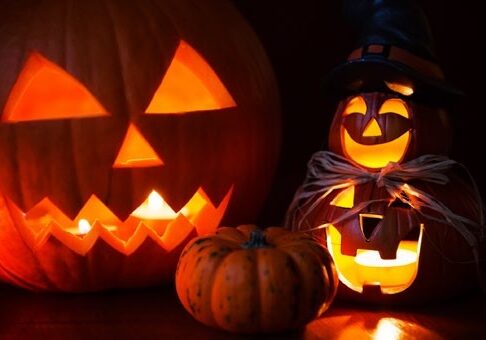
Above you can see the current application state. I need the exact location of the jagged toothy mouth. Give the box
[326,223,424,294]
[5,187,232,255]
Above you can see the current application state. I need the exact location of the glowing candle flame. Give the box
[148,190,164,210]
[355,249,417,267]
[78,219,91,235]
[131,190,180,220]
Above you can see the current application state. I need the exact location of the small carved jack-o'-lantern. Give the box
[287,0,484,304]
[288,86,482,304]
[323,90,480,301]
[328,92,450,170]
[0,0,280,292]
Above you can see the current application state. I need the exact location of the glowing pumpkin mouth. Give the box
[326,224,423,294]
[5,187,232,255]
[342,128,411,169]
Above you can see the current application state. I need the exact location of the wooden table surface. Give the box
[1,284,485,340]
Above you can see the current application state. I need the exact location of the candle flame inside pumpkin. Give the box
[77,218,91,235]
[8,187,232,255]
[326,224,423,294]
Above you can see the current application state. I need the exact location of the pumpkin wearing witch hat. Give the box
[286,0,485,304]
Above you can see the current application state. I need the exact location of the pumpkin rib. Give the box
[99,0,130,112]
[176,227,337,333]
[203,237,236,324]
[279,242,337,322]
[277,247,306,327]
[211,248,257,332]
[280,246,322,324]
[252,245,263,331]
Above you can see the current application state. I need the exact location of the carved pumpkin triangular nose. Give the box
[113,124,163,168]
[362,118,382,137]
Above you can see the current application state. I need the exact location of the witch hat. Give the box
[327,0,462,102]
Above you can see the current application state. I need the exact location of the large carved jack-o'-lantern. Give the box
[0,0,280,291]
[287,0,484,304]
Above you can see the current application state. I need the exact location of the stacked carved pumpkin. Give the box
[286,0,485,304]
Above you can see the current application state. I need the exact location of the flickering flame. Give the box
[148,191,164,210]
[131,190,182,220]
[78,218,91,235]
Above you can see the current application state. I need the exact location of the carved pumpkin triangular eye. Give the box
[145,40,236,114]
[330,185,355,208]
[2,53,108,122]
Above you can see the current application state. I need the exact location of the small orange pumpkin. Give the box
[175,225,338,333]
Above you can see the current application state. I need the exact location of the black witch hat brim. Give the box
[326,44,464,102]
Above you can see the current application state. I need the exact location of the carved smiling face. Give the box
[339,94,412,169]
[329,89,451,170]
[318,86,479,303]
[0,0,280,291]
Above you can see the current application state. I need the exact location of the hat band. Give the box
[348,44,445,81]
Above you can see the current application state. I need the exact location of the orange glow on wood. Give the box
[145,40,236,114]
[330,185,355,208]
[2,52,108,122]
[379,98,410,118]
[326,224,423,294]
[113,124,163,168]
[343,96,367,116]
[342,129,411,169]
[8,187,232,255]
[362,118,382,137]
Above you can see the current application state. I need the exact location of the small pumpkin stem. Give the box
[241,229,269,249]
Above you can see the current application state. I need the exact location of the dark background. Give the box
[231,0,485,226]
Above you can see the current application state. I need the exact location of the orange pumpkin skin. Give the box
[289,95,483,304]
[328,93,452,166]
[175,225,338,333]
[0,0,280,291]
[295,176,481,304]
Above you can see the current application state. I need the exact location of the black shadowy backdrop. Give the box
[231,0,485,226]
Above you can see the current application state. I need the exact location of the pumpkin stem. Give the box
[241,229,269,249]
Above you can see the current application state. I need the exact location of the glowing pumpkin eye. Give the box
[343,96,367,116]
[379,99,410,119]
[2,52,108,122]
[145,40,236,114]
[330,186,355,208]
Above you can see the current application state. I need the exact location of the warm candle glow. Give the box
[354,248,418,289]
[355,249,417,267]
[326,224,423,294]
[131,190,180,220]
[148,191,164,210]
[373,318,402,340]
[78,218,91,235]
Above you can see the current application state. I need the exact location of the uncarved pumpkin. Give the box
[0,0,280,291]
[175,225,338,333]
